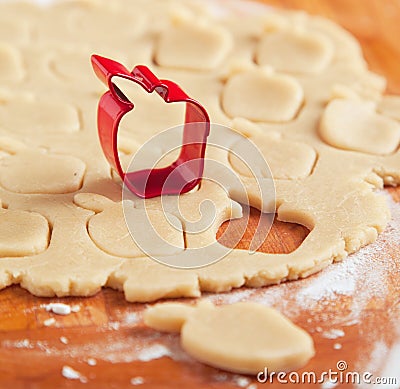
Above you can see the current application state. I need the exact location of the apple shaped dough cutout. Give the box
[256,29,333,74]
[0,149,85,194]
[144,301,315,374]
[0,205,49,257]
[319,99,400,155]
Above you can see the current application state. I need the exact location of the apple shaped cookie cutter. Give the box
[91,55,210,199]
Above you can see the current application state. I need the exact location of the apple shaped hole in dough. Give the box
[0,150,85,194]
[217,205,310,255]
[144,301,315,374]
[222,69,304,122]
[229,133,317,179]
[0,43,24,82]
[0,97,79,134]
[319,99,400,155]
[88,204,185,258]
[155,22,232,71]
[256,29,333,74]
[0,209,49,257]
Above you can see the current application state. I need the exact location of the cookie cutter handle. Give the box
[91,55,210,199]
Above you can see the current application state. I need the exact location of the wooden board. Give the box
[1,1,400,388]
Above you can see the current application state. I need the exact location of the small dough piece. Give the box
[0,43,24,82]
[144,303,195,332]
[0,97,79,134]
[319,99,400,155]
[155,21,232,70]
[144,301,315,374]
[256,29,333,74]
[0,208,49,257]
[0,150,85,194]
[222,69,303,122]
[230,131,316,179]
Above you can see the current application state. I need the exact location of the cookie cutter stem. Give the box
[91,55,210,199]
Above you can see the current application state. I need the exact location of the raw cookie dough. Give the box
[144,301,315,374]
[0,207,49,257]
[377,95,400,121]
[0,43,24,82]
[319,99,400,155]
[0,149,85,194]
[0,0,398,303]
[155,20,233,70]
[256,29,333,74]
[222,68,304,122]
[0,96,80,134]
[229,129,317,179]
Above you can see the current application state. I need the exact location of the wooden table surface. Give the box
[1,1,400,388]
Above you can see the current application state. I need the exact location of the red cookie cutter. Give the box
[91,55,210,199]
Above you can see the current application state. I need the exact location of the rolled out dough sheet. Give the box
[0,0,398,305]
